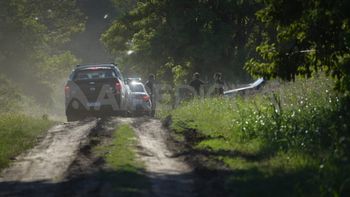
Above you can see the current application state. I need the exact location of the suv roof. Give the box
[69,63,122,80]
[75,63,117,70]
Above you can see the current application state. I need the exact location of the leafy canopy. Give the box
[246,0,350,92]
[102,0,260,82]
[0,0,85,104]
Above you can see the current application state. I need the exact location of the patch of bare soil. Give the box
[130,118,195,197]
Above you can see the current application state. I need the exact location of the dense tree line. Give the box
[102,0,260,84]
[0,0,84,104]
[103,0,350,92]
[1,0,350,106]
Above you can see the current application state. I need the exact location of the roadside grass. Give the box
[94,124,150,196]
[0,113,53,169]
[163,75,350,196]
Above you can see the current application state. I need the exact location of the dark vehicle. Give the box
[126,81,152,116]
[64,64,128,121]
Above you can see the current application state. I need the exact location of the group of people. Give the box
[144,72,224,113]
[189,72,224,96]
[145,71,225,99]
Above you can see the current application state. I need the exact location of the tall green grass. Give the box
[165,75,350,196]
[0,113,53,169]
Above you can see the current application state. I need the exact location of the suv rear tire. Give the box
[66,100,86,122]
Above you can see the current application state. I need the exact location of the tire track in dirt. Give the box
[0,119,98,182]
[128,118,195,197]
[0,117,194,197]
[0,119,98,196]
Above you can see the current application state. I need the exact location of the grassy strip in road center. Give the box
[94,124,150,196]
[0,113,53,169]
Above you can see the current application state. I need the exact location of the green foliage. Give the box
[37,51,80,86]
[246,0,350,93]
[171,61,191,86]
[110,0,138,14]
[166,76,350,196]
[0,113,53,169]
[0,0,84,63]
[103,0,260,82]
[0,0,84,105]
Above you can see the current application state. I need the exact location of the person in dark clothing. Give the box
[189,72,205,95]
[145,74,155,95]
[145,74,156,116]
[214,72,224,96]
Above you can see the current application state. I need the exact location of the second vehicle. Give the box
[126,80,152,116]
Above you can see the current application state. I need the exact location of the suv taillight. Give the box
[143,95,150,102]
[115,81,122,93]
[64,85,70,96]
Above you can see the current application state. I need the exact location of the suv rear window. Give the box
[74,69,116,80]
[129,84,145,92]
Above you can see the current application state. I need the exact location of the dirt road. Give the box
[131,118,194,197]
[0,118,194,197]
[0,120,98,183]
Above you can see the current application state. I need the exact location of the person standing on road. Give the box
[145,74,155,96]
[145,74,156,116]
[214,72,224,96]
[189,72,205,96]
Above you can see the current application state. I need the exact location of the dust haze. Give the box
[0,0,117,120]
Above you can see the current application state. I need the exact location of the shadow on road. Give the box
[0,168,195,197]
[193,167,324,197]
